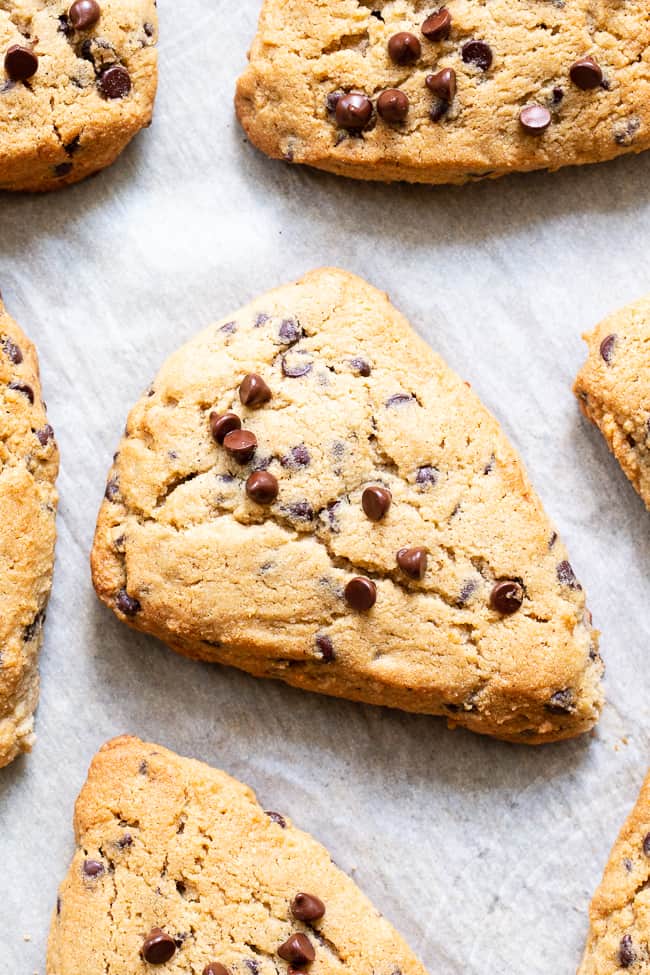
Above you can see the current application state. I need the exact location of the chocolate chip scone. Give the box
[91,268,602,744]
[47,735,429,975]
[235,0,650,184]
[0,299,58,767]
[574,296,650,511]
[0,0,157,192]
[578,771,650,974]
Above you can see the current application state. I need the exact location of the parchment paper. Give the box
[1,3,650,972]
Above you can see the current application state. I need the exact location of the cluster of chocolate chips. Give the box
[210,373,279,504]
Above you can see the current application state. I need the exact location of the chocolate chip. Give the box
[350,357,371,376]
[9,381,34,403]
[643,833,650,857]
[396,547,427,580]
[362,485,392,521]
[599,333,616,363]
[461,40,492,71]
[377,89,409,122]
[204,966,230,975]
[83,859,104,877]
[281,445,310,468]
[246,470,278,504]
[426,67,456,102]
[551,86,564,105]
[116,589,141,616]
[546,689,575,714]
[458,580,476,606]
[58,14,73,36]
[519,104,551,134]
[279,318,302,344]
[315,634,335,662]
[4,45,38,82]
[117,833,133,848]
[23,612,44,643]
[69,0,101,30]
[210,411,241,445]
[98,64,131,99]
[326,91,342,113]
[345,577,377,611]
[265,810,286,828]
[278,933,315,967]
[2,337,22,363]
[385,392,414,407]
[557,560,580,589]
[54,162,73,177]
[144,22,155,37]
[570,56,602,90]
[619,934,635,969]
[490,580,524,614]
[287,500,314,521]
[422,7,452,41]
[105,476,119,501]
[56,896,62,915]
[416,465,437,487]
[36,425,54,446]
[220,320,237,334]
[387,32,421,65]
[240,373,272,407]
[335,92,373,130]
[282,352,313,378]
[141,928,176,965]
[223,429,257,463]
[291,893,326,922]
[614,117,640,146]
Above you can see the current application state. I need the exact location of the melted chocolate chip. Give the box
[387,32,421,65]
[519,104,551,134]
[362,485,392,521]
[69,0,101,30]
[546,689,575,714]
[345,577,377,611]
[461,40,492,71]
[36,425,54,446]
[335,92,373,130]
[246,470,279,504]
[278,933,315,966]
[210,411,241,445]
[141,928,176,965]
[619,934,635,969]
[9,381,34,403]
[83,859,104,877]
[489,580,523,614]
[116,589,141,616]
[396,547,427,580]
[315,634,335,662]
[4,45,38,82]
[223,429,257,463]
[279,318,303,344]
[281,445,310,468]
[422,7,452,41]
[426,67,456,102]
[265,811,286,828]
[557,560,580,589]
[570,56,602,90]
[240,373,272,407]
[98,64,131,99]
[291,893,326,922]
[599,333,616,363]
[377,88,409,122]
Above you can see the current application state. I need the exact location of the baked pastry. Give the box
[0,299,58,767]
[91,267,602,744]
[578,770,650,973]
[47,735,429,975]
[0,0,157,192]
[235,0,650,184]
[574,295,650,510]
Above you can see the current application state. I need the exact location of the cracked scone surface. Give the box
[574,295,650,511]
[578,771,650,974]
[236,0,650,184]
[0,0,157,192]
[91,268,602,744]
[47,735,429,975]
[0,300,58,767]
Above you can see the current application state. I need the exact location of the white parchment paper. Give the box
[1,2,650,972]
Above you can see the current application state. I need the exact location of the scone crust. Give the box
[0,0,158,192]
[578,771,650,974]
[46,735,429,975]
[91,267,602,745]
[574,295,650,510]
[235,0,650,184]
[0,300,58,767]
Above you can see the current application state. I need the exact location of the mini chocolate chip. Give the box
[570,56,602,90]
[416,465,437,487]
[599,333,616,363]
[291,893,326,922]
[350,357,371,376]
[116,589,141,616]
[240,373,272,407]
[551,86,564,105]
[619,934,635,969]
[385,392,414,407]
[362,485,392,521]
[557,560,580,589]
[315,634,335,662]
[265,810,286,828]
[461,40,492,71]
[36,425,54,446]
[220,320,237,334]
[426,67,456,102]
[281,445,310,468]
[210,411,241,445]
[98,64,131,99]
[54,162,73,177]
[83,859,104,877]
[345,577,377,611]
[519,104,551,134]
[117,833,133,848]
[377,89,409,122]
[2,337,22,363]
[204,966,230,975]
[546,689,575,714]
[278,933,315,967]
[335,92,373,130]
[69,0,101,30]
[549,531,558,549]
[4,45,38,82]
[281,352,313,378]
[279,318,302,343]
[287,500,314,521]
[144,22,154,37]
[141,928,176,965]
[223,429,257,463]
[396,547,427,580]
[387,32,421,65]
[643,833,650,857]
[490,580,524,614]
[246,470,279,504]
[422,8,452,40]
[9,381,34,403]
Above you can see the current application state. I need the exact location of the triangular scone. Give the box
[235,0,650,184]
[578,772,650,974]
[0,300,58,767]
[47,735,429,975]
[574,296,650,510]
[91,268,602,744]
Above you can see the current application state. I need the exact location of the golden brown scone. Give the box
[235,0,650,184]
[47,735,429,975]
[0,299,58,767]
[578,771,650,974]
[574,296,650,510]
[0,0,157,192]
[91,268,602,745]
